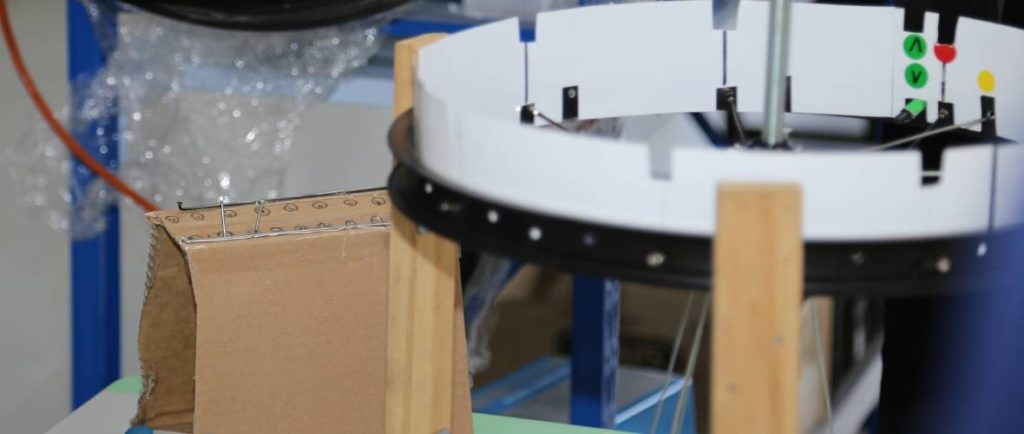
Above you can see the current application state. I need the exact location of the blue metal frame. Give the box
[386,17,536,41]
[571,276,621,428]
[472,357,572,415]
[68,0,121,409]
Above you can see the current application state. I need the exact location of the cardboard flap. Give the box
[188,229,390,433]
[133,227,198,431]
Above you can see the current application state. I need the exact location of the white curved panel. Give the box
[415,84,460,184]
[528,1,722,122]
[945,17,1024,143]
[724,0,768,113]
[665,145,994,240]
[418,18,526,121]
[411,2,1024,241]
[996,144,1024,229]
[790,4,897,118]
[459,114,668,230]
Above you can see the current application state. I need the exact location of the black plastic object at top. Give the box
[119,0,414,31]
[388,110,1018,297]
[897,0,1012,35]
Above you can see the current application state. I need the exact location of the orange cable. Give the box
[0,0,159,212]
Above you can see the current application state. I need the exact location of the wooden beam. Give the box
[387,34,463,434]
[711,184,803,434]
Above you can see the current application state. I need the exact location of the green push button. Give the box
[904,34,927,60]
[905,63,929,89]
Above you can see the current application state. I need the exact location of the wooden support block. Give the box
[711,184,803,434]
[387,34,472,434]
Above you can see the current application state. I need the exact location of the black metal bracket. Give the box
[562,86,579,120]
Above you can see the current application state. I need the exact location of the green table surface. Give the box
[106,377,619,434]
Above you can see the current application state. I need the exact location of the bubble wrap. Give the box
[2,0,385,239]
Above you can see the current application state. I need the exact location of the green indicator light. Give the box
[906,99,926,117]
[904,34,927,60]
[895,99,927,123]
[905,63,929,89]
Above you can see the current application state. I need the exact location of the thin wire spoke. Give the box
[670,295,711,434]
[649,292,697,434]
[812,301,834,434]
[865,115,995,151]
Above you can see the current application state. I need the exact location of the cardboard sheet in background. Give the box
[476,267,831,434]
[133,190,472,433]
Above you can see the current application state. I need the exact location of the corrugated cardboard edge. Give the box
[133,221,198,432]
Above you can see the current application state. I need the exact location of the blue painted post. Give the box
[68,0,121,409]
[571,276,621,428]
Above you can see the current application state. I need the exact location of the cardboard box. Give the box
[131,190,471,433]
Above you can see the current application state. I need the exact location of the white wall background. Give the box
[0,0,394,431]
[0,1,72,432]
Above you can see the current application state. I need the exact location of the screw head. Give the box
[935,256,953,274]
[646,252,666,268]
[528,226,543,241]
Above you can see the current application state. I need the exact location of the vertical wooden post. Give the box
[387,34,462,434]
[711,184,803,434]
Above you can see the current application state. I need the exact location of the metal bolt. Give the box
[424,182,434,194]
[582,232,597,247]
[935,256,952,274]
[977,243,988,257]
[528,226,543,241]
[487,210,500,224]
[646,252,666,268]
[567,88,577,99]
[850,251,866,266]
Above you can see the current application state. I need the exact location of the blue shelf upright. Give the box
[67,0,121,409]
[571,275,621,428]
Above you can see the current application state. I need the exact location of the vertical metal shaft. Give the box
[763,0,792,147]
